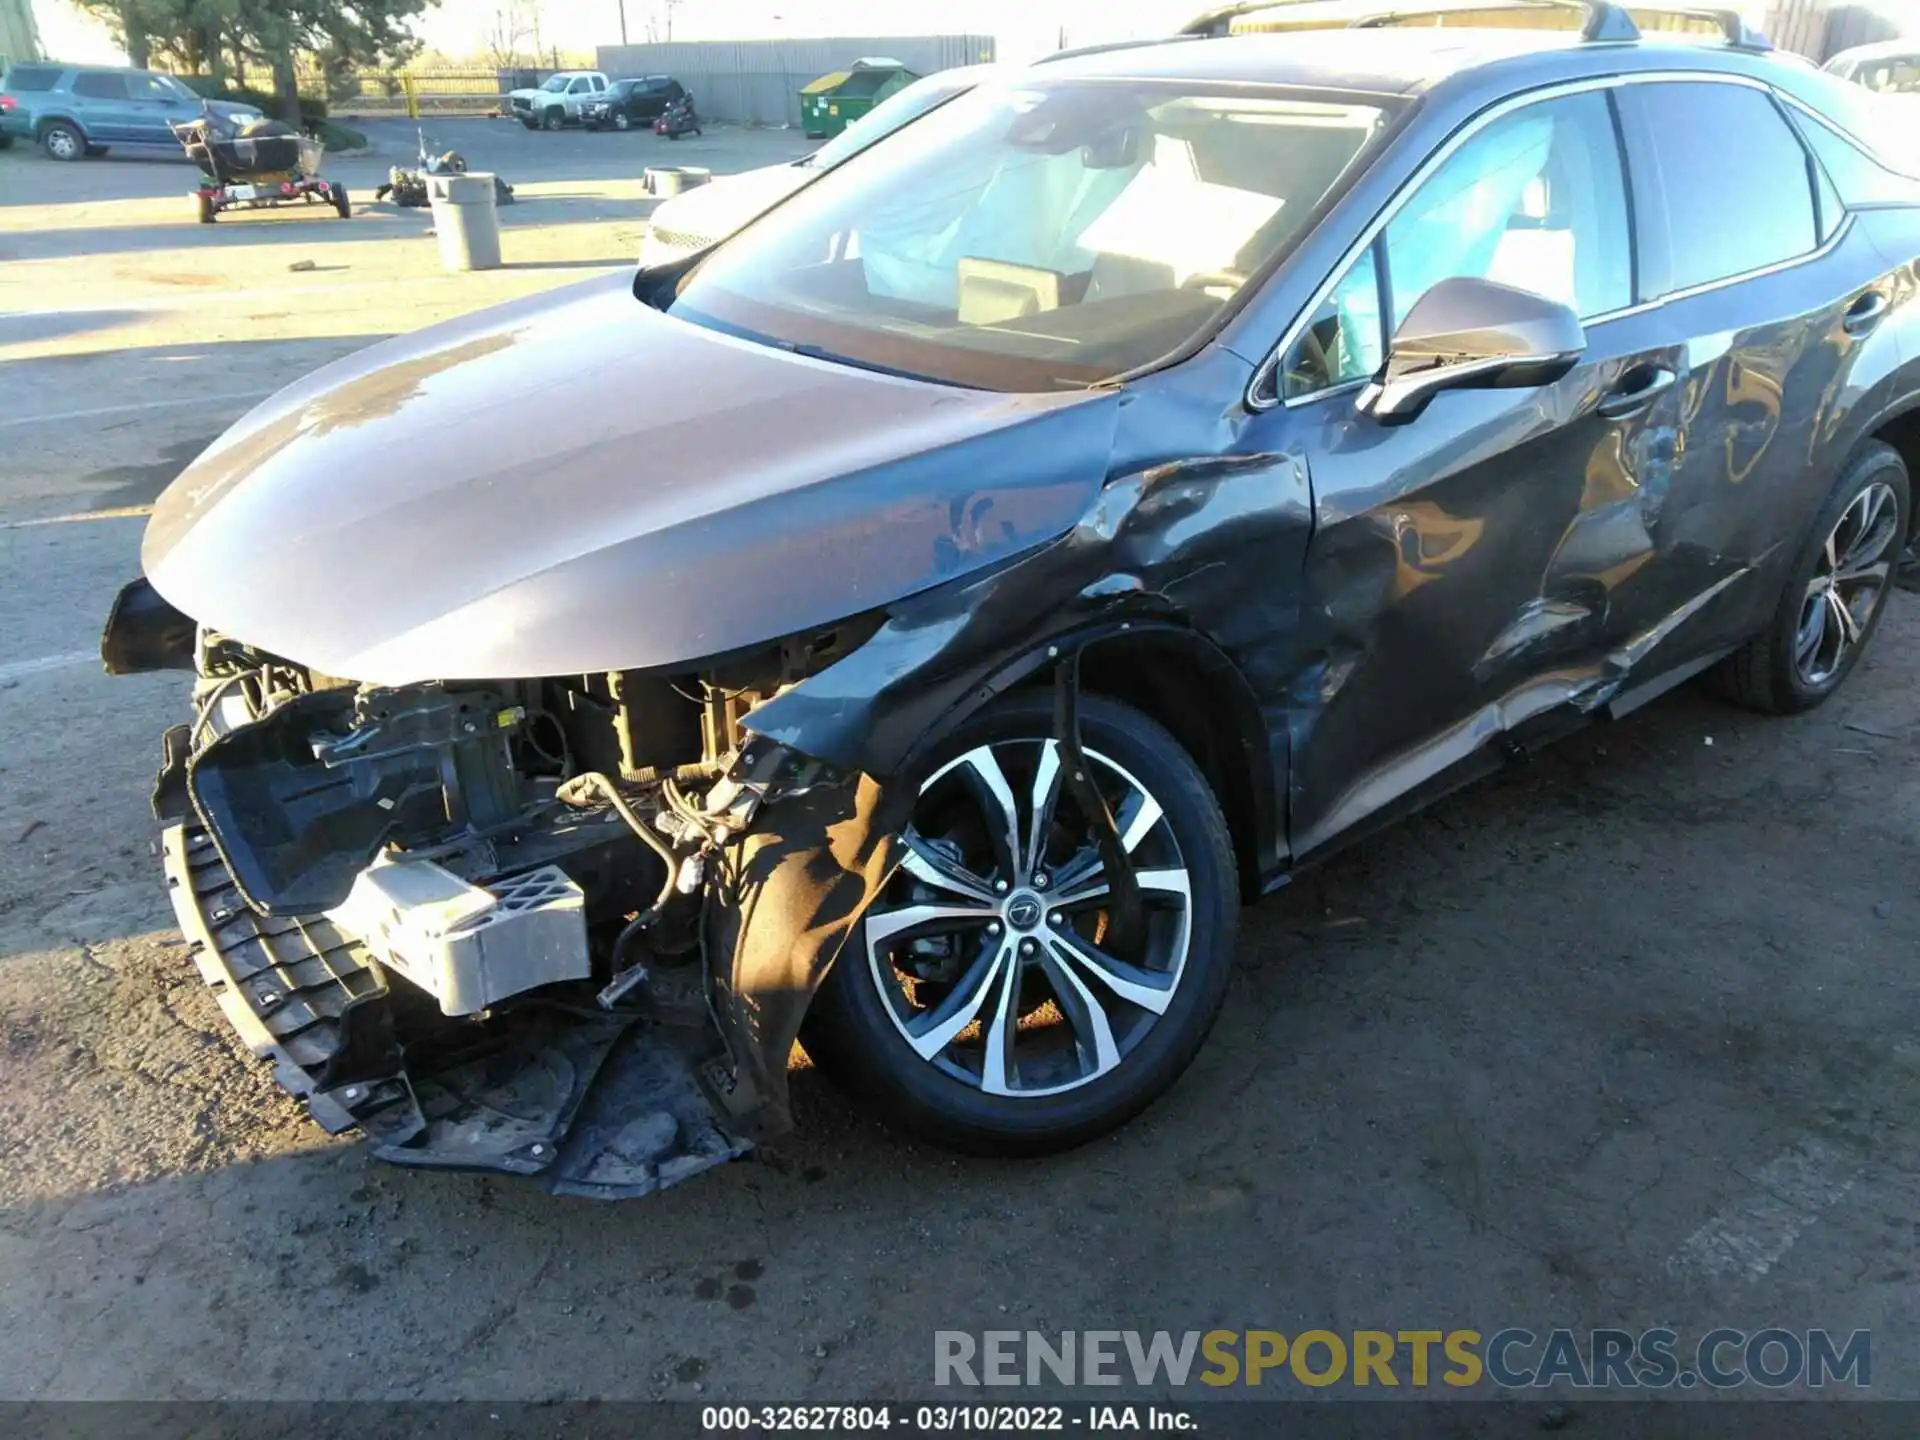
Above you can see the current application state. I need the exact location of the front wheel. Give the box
[331,182,351,219]
[41,122,84,161]
[613,111,631,131]
[542,107,565,132]
[196,191,216,224]
[1711,440,1909,714]
[802,691,1239,1156]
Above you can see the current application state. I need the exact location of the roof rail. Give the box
[1178,0,1329,38]
[1178,0,1771,49]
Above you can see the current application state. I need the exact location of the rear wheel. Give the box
[1712,441,1909,714]
[196,191,216,224]
[803,691,1239,1156]
[542,107,565,132]
[41,122,84,161]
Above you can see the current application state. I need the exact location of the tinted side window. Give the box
[73,72,130,100]
[1283,91,1630,398]
[1381,89,1630,329]
[3,66,62,92]
[1791,107,1917,208]
[1635,82,1817,292]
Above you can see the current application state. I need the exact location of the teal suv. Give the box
[0,63,261,161]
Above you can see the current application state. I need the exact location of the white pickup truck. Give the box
[508,71,611,131]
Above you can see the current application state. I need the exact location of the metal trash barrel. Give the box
[428,171,503,272]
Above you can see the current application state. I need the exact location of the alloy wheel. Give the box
[45,127,80,160]
[862,739,1193,1098]
[1795,480,1899,687]
[614,111,631,130]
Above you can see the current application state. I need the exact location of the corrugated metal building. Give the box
[595,34,996,126]
[0,0,42,67]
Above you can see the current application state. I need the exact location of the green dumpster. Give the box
[799,59,920,138]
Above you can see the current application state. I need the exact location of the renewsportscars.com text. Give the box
[934,1328,1870,1391]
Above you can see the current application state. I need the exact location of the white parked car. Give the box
[509,71,611,131]
[639,66,993,267]
[1824,40,1920,151]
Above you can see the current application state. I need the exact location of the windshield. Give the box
[539,76,569,92]
[671,78,1390,391]
[805,72,976,170]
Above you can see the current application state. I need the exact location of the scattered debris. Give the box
[288,259,318,272]
[1843,720,1904,740]
[14,818,45,844]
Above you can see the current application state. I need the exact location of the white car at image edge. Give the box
[638,66,996,268]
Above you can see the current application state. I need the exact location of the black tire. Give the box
[613,111,632,131]
[0,134,13,150]
[802,691,1239,1156]
[40,121,84,161]
[1711,440,1910,714]
[196,192,216,224]
[542,107,565,132]
[331,182,351,219]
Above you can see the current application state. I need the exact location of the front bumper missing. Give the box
[160,808,750,1199]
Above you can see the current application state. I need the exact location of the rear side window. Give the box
[1634,82,1818,293]
[73,72,130,100]
[3,65,61,92]
[1791,105,1920,206]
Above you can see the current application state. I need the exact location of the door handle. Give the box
[1596,365,1677,421]
[1843,290,1889,336]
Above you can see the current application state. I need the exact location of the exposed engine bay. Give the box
[112,579,894,1198]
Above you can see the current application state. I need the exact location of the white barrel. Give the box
[428,171,503,272]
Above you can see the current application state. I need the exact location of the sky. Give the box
[36,0,1205,68]
[30,0,1879,71]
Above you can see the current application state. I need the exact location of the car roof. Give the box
[10,62,149,74]
[1024,23,1800,99]
[1826,39,1918,68]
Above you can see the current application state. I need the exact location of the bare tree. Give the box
[486,0,536,69]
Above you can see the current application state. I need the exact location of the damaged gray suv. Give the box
[104,3,1920,1198]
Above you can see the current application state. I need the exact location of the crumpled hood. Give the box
[143,274,1117,683]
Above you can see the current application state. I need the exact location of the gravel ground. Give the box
[2,123,1918,1408]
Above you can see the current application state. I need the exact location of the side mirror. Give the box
[1356,276,1586,425]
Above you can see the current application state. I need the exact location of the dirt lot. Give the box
[2,119,1919,1407]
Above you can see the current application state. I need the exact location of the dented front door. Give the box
[1271,328,1684,858]
[1240,84,1695,859]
